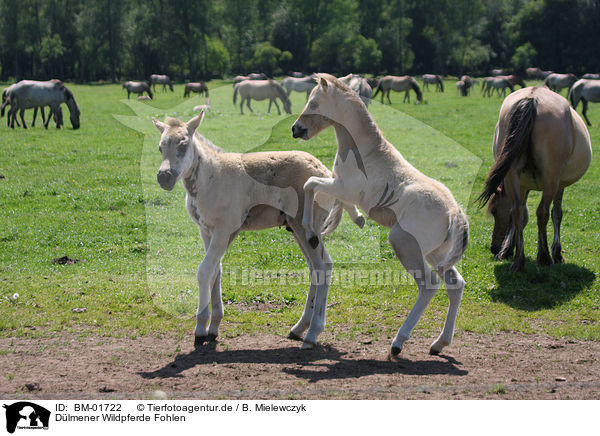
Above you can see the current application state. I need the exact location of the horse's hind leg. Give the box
[386,90,392,104]
[388,223,440,356]
[32,107,38,127]
[272,99,281,115]
[582,99,591,126]
[240,98,244,115]
[430,266,465,355]
[551,188,565,263]
[19,109,27,129]
[287,217,333,349]
[246,98,253,113]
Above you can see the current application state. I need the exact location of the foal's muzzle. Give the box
[157,169,177,191]
[291,123,308,139]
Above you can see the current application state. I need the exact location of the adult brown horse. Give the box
[184,82,209,97]
[422,74,444,92]
[459,75,473,96]
[545,73,577,94]
[372,75,422,104]
[479,87,592,272]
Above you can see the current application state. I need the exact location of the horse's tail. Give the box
[233,83,239,105]
[438,76,444,92]
[439,210,470,271]
[478,97,537,206]
[568,82,580,109]
[411,78,423,102]
[321,200,344,236]
[372,80,382,98]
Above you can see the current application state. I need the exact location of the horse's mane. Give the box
[164,117,223,153]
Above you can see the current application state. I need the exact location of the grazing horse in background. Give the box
[373,75,423,104]
[152,112,363,349]
[233,79,291,115]
[526,68,552,80]
[491,69,504,76]
[459,75,473,96]
[184,82,209,97]
[281,76,317,100]
[123,81,153,99]
[291,72,305,78]
[456,80,466,96]
[339,74,373,106]
[150,74,174,92]
[292,74,469,356]
[2,83,58,128]
[366,77,380,90]
[249,73,268,80]
[232,75,250,86]
[422,74,444,92]
[569,79,600,126]
[582,73,600,80]
[479,87,591,272]
[5,80,80,129]
[482,77,515,97]
[545,73,577,94]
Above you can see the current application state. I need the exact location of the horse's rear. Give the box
[482,86,591,270]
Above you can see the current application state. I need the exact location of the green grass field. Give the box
[1,79,598,344]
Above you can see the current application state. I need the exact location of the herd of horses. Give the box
[1,68,595,356]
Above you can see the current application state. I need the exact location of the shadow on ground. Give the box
[139,342,468,382]
[490,260,595,310]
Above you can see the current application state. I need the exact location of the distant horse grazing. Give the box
[152,112,363,349]
[479,87,591,272]
[482,77,515,97]
[5,80,80,129]
[582,73,600,80]
[249,73,268,80]
[569,79,600,126]
[545,73,577,94]
[184,82,209,98]
[459,75,473,96]
[373,75,423,104]
[233,79,291,115]
[291,72,305,78]
[232,75,249,86]
[150,74,174,92]
[281,76,317,100]
[422,74,444,92]
[491,69,504,76]
[526,68,552,80]
[366,77,380,90]
[456,80,466,96]
[339,74,373,106]
[123,81,153,99]
[292,74,469,356]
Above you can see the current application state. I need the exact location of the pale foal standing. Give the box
[292,74,469,356]
[153,112,363,349]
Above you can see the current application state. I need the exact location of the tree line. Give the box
[1,0,598,82]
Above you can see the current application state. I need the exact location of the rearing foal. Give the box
[292,74,469,356]
[153,112,364,349]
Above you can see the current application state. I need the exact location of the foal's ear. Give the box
[186,112,205,135]
[152,117,168,134]
[319,76,329,89]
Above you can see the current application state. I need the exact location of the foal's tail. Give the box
[439,210,470,271]
[478,97,537,205]
[233,83,239,105]
[321,200,344,236]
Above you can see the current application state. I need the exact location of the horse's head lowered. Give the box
[291,74,342,140]
[153,113,204,191]
[63,88,80,129]
[486,186,512,256]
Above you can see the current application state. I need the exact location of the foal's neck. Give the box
[182,135,214,191]
[332,105,384,155]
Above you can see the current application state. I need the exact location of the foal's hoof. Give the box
[308,235,319,249]
[287,332,303,342]
[390,346,402,356]
[301,340,316,350]
[354,216,366,229]
[194,336,208,347]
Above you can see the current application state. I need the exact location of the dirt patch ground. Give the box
[1,330,599,399]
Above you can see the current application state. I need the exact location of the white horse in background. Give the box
[152,112,364,348]
[123,81,153,99]
[545,73,577,94]
[2,82,62,128]
[292,74,468,356]
[339,74,373,106]
[281,76,317,100]
[422,74,444,92]
[5,80,79,129]
[569,78,600,126]
[233,79,291,115]
[150,74,174,92]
